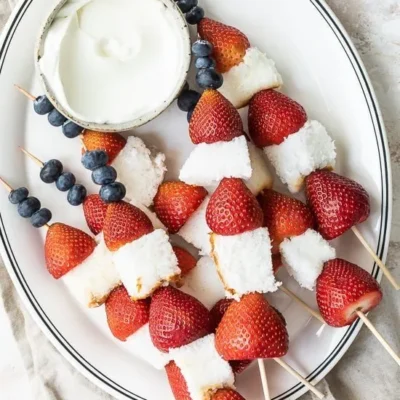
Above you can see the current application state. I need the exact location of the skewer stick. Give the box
[273,358,324,399]
[356,311,400,366]
[279,285,325,324]
[258,359,271,400]
[19,147,44,168]
[14,84,35,101]
[352,226,399,290]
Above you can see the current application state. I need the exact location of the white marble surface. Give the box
[0,1,399,399]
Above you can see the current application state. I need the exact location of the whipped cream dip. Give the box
[37,0,190,128]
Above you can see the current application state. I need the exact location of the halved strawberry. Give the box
[45,223,97,279]
[248,90,308,147]
[258,189,315,253]
[105,286,150,341]
[305,170,370,240]
[165,361,191,400]
[316,259,382,327]
[82,130,127,164]
[198,18,250,73]
[153,182,208,234]
[189,90,243,144]
[173,246,197,276]
[206,178,263,235]
[103,201,154,251]
[149,286,212,352]
[212,389,246,400]
[83,194,109,235]
[216,293,289,360]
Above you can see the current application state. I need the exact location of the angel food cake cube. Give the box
[169,334,234,400]
[211,228,280,300]
[113,229,180,300]
[264,120,336,193]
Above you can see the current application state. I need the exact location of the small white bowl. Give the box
[35,0,191,132]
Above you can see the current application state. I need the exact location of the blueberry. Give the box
[67,184,87,206]
[92,166,117,185]
[56,172,76,192]
[187,105,196,122]
[40,159,63,184]
[30,208,52,228]
[177,90,201,112]
[195,56,216,70]
[33,95,54,115]
[62,120,84,139]
[100,182,126,203]
[8,187,29,204]
[48,109,68,127]
[192,40,213,57]
[196,69,223,89]
[177,0,197,13]
[18,197,41,218]
[81,150,109,171]
[186,6,205,25]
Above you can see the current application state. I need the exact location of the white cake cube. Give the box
[112,136,166,207]
[280,229,336,290]
[264,120,336,193]
[179,136,252,187]
[63,234,120,307]
[211,228,280,300]
[219,47,283,109]
[113,229,180,300]
[169,334,234,400]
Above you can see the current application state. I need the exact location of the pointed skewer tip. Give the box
[14,84,36,101]
[19,147,44,168]
[0,177,13,193]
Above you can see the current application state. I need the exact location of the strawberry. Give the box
[198,18,250,73]
[45,223,97,279]
[83,194,109,235]
[248,90,308,147]
[173,246,197,276]
[212,389,246,400]
[272,254,283,274]
[149,286,212,352]
[165,361,191,400]
[305,170,370,240]
[105,286,150,341]
[82,130,126,164]
[153,182,208,234]
[316,259,382,327]
[103,201,154,251]
[206,178,263,235]
[257,189,315,253]
[215,293,289,360]
[189,90,243,145]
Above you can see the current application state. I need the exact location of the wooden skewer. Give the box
[19,147,45,168]
[352,226,399,290]
[14,84,35,101]
[274,358,324,399]
[356,311,400,366]
[258,359,271,400]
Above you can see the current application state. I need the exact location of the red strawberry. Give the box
[82,130,126,164]
[248,90,308,147]
[305,170,370,240]
[216,293,289,360]
[154,182,208,234]
[165,361,191,400]
[258,189,315,253]
[149,286,212,352]
[105,286,150,341]
[272,254,283,274]
[45,223,97,279]
[316,259,382,327]
[212,389,246,400]
[189,90,243,145]
[173,246,197,276]
[198,18,250,73]
[83,194,109,235]
[206,178,263,235]
[103,201,154,251]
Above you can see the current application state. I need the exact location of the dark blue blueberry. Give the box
[196,69,223,89]
[30,208,52,228]
[62,120,84,139]
[40,159,63,184]
[56,172,76,192]
[177,0,197,13]
[187,105,196,122]
[81,150,109,171]
[192,40,213,57]
[177,90,201,112]
[195,56,216,70]
[92,166,117,185]
[67,184,87,206]
[18,197,41,218]
[186,6,205,25]
[8,187,29,204]
[48,109,68,127]
[33,95,54,115]
[100,182,126,203]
